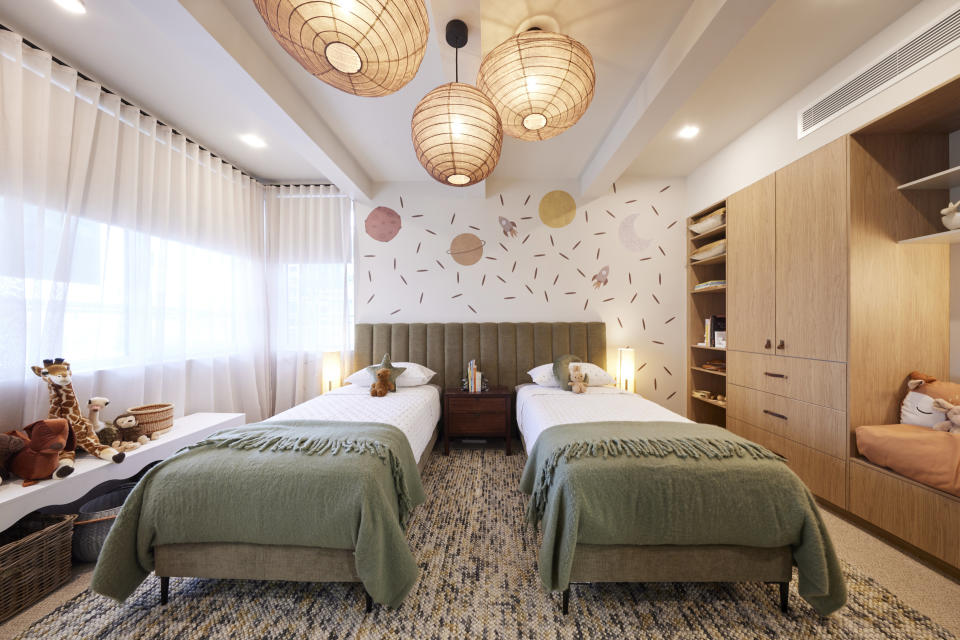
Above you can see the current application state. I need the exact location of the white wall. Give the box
[685,0,960,214]
[355,177,687,412]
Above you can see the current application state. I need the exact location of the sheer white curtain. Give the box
[0,31,269,426]
[265,185,354,414]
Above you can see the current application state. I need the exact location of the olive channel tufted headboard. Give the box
[354,323,607,390]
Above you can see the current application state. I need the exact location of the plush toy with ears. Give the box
[7,419,76,486]
[568,364,588,394]
[0,433,25,486]
[931,398,960,434]
[370,368,393,397]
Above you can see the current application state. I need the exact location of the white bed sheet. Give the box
[268,384,441,463]
[516,384,691,455]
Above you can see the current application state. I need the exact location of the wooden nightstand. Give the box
[443,387,513,455]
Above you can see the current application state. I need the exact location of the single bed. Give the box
[92,325,442,611]
[516,383,846,617]
[856,423,960,498]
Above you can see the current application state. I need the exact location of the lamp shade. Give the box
[253,0,429,97]
[477,30,595,141]
[321,351,342,393]
[411,82,503,187]
[617,347,635,393]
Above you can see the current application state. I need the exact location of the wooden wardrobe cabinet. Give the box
[727,139,847,362]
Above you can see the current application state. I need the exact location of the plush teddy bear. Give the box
[370,368,393,397]
[568,364,587,394]
[7,418,75,486]
[0,433,25,486]
[931,398,960,433]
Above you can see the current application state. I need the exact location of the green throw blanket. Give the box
[519,422,847,616]
[92,421,425,608]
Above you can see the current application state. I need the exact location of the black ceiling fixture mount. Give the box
[445,19,468,82]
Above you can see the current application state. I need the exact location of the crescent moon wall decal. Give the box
[618,213,652,252]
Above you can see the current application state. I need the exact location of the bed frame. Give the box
[153,322,792,613]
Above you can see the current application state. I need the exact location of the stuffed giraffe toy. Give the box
[31,359,125,474]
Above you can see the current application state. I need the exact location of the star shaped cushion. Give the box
[365,354,406,392]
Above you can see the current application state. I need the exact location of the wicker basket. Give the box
[0,514,75,622]
[122,403,174,439]
[72,483,136,562]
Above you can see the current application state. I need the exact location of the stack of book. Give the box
[467,359,483,393]
[702,315,726,348]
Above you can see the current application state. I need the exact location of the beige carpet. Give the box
[1,447,959,639]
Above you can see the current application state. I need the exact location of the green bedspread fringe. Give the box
[187,431,415,529]
[528,436,783,528]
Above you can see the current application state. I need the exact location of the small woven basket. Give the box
[0,514,75,622]
[122,403,174,439]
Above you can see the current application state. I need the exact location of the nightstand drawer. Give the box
[448,396,508,414]
[447,412,508,435]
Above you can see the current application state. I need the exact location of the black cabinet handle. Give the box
[776,339,785,350]
[764,372,788,379]
[763,409,788,420]
[764,339,772,349]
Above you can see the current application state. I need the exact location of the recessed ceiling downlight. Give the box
[677,125,700,140]
[53,0,86,14]
[239,134,267,148]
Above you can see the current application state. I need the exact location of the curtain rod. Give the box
[0,22,261,182]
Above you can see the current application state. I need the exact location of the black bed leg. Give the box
[561,588,570,615]
[364,590,373,613]
[159,576,169,606]
[779,581,789,613]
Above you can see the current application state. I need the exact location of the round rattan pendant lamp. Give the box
[253,0,429,97]
[477,29,595,141]
[411,20,503,187]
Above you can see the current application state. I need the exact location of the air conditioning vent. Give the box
[798,7,960,138]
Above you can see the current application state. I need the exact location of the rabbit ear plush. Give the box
[932,397,954,412]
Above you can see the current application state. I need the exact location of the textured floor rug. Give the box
[15,448,956,639]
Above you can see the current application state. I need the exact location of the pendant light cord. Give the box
[455,47,459,83]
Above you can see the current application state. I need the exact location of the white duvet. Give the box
[268,384,441,463]
[516,384,691,455]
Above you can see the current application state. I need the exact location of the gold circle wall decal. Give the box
[448,233,485,266]
[538,190,576,228]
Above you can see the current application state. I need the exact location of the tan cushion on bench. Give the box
[856,424,960,497]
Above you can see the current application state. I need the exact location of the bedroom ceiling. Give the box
[0,0,923,199]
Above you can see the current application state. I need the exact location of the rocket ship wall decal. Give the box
[498,216,518,238]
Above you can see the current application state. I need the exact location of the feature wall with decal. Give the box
[355,178,687,412]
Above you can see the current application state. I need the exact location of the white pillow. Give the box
[573,363,615,386]
[528,363,561,387]
[345,362,436,387]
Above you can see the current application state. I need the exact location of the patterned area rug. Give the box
[16,448,955,639]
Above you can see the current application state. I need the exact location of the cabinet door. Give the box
[727,174,776,354]
[774,138,848,362]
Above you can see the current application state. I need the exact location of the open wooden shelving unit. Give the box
[686,201,727,427]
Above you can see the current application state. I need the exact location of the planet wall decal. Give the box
[618,213,653,252]
[538,190,577,228]
[365,206,402,242]
[448,233,485,266]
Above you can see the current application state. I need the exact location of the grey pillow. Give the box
[552,354,583,388]
[365,354,406,392]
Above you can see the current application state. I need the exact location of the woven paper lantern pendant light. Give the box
[253,0,429,97]
[411,21,503,187]
[477,30,595,141]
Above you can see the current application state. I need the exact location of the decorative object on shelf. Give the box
[617,347,635,393]
[689,207,725,235]
[370,368,393,397]
[31,359,125,469]
[941,201,960,230]
[86,397,110,431]
[714,331,727,349]
[690,238,726,261]
[0,433,24,486]
[322,351,342,393]
[123,403,175,441]
[6,419,75,487]
[412,20,502,187]
[252,0,429,97]
[703,315,725,347]
[477,29,595,141]
[700,359,726,373]
[568,364,587,394]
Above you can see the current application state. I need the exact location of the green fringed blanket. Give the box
[519,422,847,616]
[92,421,425,609]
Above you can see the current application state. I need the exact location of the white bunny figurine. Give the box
[941,201,960,230]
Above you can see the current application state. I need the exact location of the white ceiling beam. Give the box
[578,0,774,198]
[176,0,374,199]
